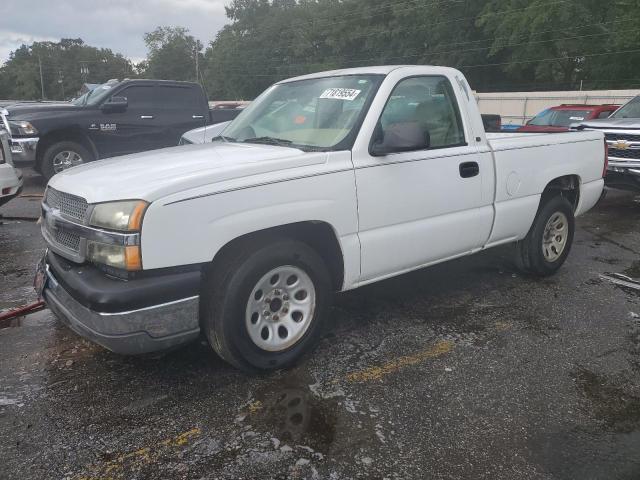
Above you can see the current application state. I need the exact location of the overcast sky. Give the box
[0,0,229,64]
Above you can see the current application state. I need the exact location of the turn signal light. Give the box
[125,246,143,271]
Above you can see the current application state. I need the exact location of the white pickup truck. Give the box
[37,66,606,372]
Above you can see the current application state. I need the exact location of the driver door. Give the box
[353,75,494,282]
[89,84,164,158]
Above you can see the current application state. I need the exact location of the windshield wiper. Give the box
[211,135,237,143]
[242,136,293,147]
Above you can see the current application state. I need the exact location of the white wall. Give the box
[475,90,640,126]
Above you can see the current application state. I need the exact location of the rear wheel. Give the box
[515,195,575,276]
[203,238,332,372]
[41,141,93,180]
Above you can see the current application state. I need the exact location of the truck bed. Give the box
[482,129,605,249]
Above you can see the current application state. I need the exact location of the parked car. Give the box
[209,102,248,124]
[0,79,219,179]
[36,65,606,372]
[518,104,619,133]
[573,96,640,191]
[0,129,23,207]
[481,114,501,132]
[501,124,523,131]
[179,121,232,145]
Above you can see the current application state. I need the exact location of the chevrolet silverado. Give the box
[36,66,607,372]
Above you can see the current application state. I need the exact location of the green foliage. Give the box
[202,0,640,99]
[141,26,202,82]
[0,38,134,101]
[1,1,639,101]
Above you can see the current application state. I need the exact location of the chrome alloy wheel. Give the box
[542,211,569,262]
[52,150,84,173]
[245,265,316,352]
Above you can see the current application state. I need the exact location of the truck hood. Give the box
[575,117,640,129]
[48,142,328,204]
[3,102,81,121]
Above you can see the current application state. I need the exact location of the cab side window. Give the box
[118,86,156,110]
[378,76,465,150]
[597,110,613,119]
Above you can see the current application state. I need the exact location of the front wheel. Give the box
[515,195,575,276]
[40,141,94,180]
[203,238,332,372]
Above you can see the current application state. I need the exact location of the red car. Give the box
[518,104,619,132]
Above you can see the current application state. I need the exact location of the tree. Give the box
[142,26,202,81]
[0,38,134,100]
[476,0,622,90]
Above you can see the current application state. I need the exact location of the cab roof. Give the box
[278,65,458,83]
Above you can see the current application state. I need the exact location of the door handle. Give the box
[192,115,204,119]
[459,161,479,178]
[140,115,154,119]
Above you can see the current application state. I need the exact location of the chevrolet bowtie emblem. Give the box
[612,140,631,150]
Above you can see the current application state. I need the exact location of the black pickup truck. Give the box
[0,79,236,179]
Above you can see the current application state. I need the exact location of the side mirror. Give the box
[370,122,430,156]
[101,96,128,112]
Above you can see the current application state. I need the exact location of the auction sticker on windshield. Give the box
[320,88,361,101]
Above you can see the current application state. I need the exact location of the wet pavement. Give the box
[1,181,639,480]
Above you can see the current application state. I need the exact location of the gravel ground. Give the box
[1,177,639,480]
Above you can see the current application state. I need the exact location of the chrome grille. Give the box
[54,228,81,252]
[608,148,640,160]
[45,187,88,222]
[605,132,640,143]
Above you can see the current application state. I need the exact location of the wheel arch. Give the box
[209,221,346,291]
[35,127,98,172]
[540,174,581,212]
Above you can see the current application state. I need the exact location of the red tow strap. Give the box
[0,301,46,325]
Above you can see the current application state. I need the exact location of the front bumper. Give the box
[605,168,640,192]
[9,137,38,164]
[42,253,201,354]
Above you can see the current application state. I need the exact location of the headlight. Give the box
[8,120,38,136]
[90,200,148,231]
[87,200,148,271]
[87,242,142,271]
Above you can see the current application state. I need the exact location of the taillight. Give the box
[603,139,609,178]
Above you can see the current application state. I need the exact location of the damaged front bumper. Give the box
[40,251,202,354]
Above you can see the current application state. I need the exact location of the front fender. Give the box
[139,169,361,287]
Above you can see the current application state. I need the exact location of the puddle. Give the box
[244,373,338,454]
[572,367,640,434]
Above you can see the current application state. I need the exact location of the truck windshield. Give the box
[71,83,120,106]
[528,109,591,127]
[222,75,383,151]
[611,96,640,119]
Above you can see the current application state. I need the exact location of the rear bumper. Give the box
[42,254,201,354]
[0,165,23,206]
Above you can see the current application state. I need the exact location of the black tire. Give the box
[40,141,94,180]
[515,194,575,276]
[203,238,332,372]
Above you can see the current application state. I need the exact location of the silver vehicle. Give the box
[574,96,640,191]
[0,128,23,207]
